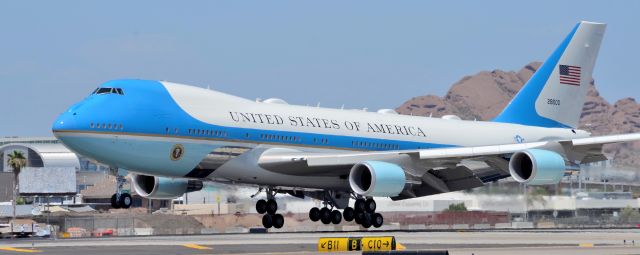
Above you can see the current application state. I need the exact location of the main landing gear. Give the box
[254,188,284,229]
[109,168,132,209]
[308,206,343,225]
[308,195,383,228]
[337,197,382,228]
[351,197,383,228]
[308,191,343,225]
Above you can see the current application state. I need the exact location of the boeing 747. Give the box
[52,21,639,229]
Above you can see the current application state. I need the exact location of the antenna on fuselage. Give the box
[316,102,321,108]
[340,104,345,109]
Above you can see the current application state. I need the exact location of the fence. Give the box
[63,217,134,237]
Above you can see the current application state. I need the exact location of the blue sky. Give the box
[1,1,639,136]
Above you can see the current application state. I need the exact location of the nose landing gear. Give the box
[109,168,132,209]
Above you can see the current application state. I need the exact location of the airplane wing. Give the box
[258,132,640,177]
[256,132,640,200]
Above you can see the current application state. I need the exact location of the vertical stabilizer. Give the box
[494,21,606,128]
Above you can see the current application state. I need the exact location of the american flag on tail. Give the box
[559,64,581,86]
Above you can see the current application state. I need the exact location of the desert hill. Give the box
[396,62,640,166]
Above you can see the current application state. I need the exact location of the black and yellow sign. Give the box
[361,236,395,251]
[317,237,349,252]
[318,236,398,252]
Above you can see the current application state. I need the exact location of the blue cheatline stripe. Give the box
[493,22,580,128]
[59,79,457,152]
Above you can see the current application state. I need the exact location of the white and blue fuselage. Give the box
[51,79,587,190]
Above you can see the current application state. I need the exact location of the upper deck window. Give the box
[93,87,124,95]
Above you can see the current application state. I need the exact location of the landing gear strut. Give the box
[254,188,284,229]
[109,168,132,209]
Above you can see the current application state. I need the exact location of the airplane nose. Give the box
[52,100,88,134]
[52,111,79,133]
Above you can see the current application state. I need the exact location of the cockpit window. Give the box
[95,88,112,94]
[93,87,124,95]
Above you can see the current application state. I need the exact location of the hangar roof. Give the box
[1,143,80,170]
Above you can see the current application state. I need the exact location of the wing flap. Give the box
[571,133,640,146]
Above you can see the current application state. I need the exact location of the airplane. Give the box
[52,21,640,229]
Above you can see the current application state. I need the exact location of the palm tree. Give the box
[7,150,26,220]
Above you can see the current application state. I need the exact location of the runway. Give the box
[1,229,639,254]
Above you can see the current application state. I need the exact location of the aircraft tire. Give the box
[118,193,132,209]
[110,194,121,209]
[262,214,273,228]
[372,213,383,228]
[309,207,320,221]
[272,214,284,229]
[354,198,366,212]
[361,213,372,228]
[354,211,364,224]
[365,198,376,213]
[266,199,278,214]
[343,207,355,221]
[256,199,267,214]
[320,207,332,224]
[330,210,342,224]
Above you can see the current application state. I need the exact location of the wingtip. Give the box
[579,20,606,26]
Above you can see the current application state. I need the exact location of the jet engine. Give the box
[349,161,406,197]
[508,149,566,185]
[132,174,203,199]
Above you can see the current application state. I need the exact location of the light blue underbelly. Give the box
[59,133,224,177]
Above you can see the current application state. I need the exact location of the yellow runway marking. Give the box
[0,247,42,253]
[579,243,594,247]
[182,244,213,250]
[396,242,406,250]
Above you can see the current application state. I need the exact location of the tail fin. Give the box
[494,21,606,128]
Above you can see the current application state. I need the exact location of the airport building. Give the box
[0,137,170,218]
[0,137,78,204]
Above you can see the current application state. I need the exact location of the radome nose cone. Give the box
[52,111,77,132]
[52,116,64,131]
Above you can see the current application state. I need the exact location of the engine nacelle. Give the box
[508,149,566,185]
[349,161,406,197]
[132,174,203,199]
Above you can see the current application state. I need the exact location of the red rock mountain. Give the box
[396,62,640,166]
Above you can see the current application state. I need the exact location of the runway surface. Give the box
[1,229,639,254]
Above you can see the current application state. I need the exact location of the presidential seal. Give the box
[170,144,184,161]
